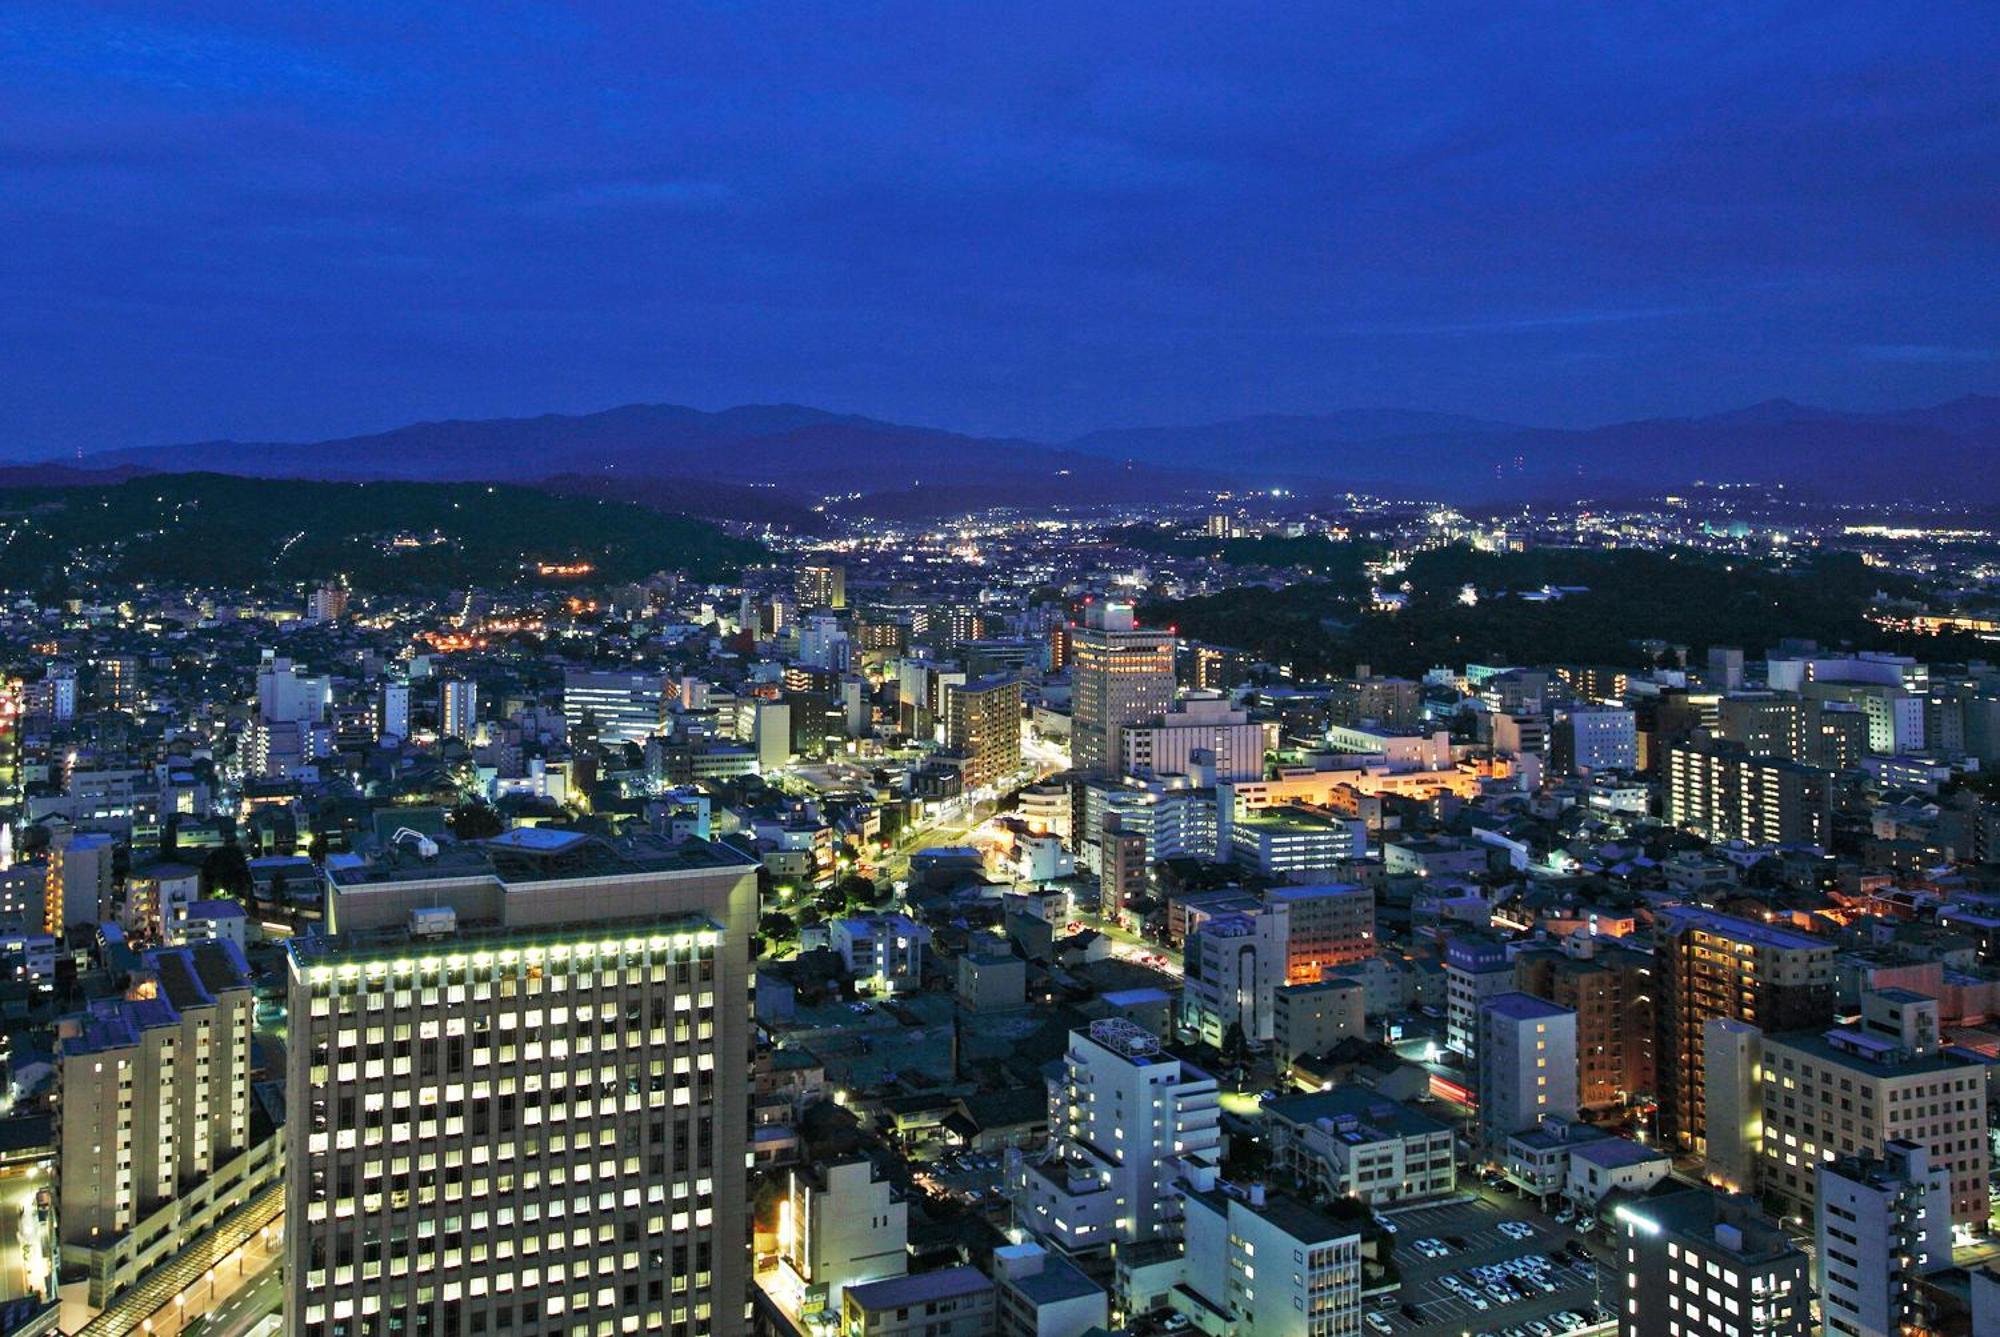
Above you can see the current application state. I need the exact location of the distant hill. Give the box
[60,393,2000,509]
[0,473,763,593]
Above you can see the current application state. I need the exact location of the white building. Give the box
[1475,992,1578,1147]
[769,1157,908,1325]
[1555,707,1637,774]
[831,913,928,994]
[1176,1176,1364,1337]
[562,668,668,744]
[1181,910,1288,1047]
[1120,692,1269,783]
[1815,1141,1951,1337]
[1009,1020,1220,1260]
[1264,1088,1457,1206]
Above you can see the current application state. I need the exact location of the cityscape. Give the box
[3,7,2000,1337]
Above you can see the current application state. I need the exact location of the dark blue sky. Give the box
[2,2,1996,457]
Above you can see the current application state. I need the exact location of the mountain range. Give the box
[44,393,2000,519]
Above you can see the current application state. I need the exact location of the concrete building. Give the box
[1444,932,1516,1060]
[1176,1178,1364,1337]
[1758,990,1989,1229]
[562,668,668,745]
[991,1241,1107,1337]
[438,677,478,741]
[943,674,1023,792]
[841,1266,994,1337]
[1069,601,1175,777]
[795,563,846,611]
[770,1157,908,1324]
[1182,911,1287,1048]
[830,913,929,994]
[1663,739,1833,849]
[1612,1186,1808,1337]
[1008,1019,1220,1261]
[284,829,760,1337]
[1272,977,1365,1079]
[56,942,264,1305]
[1267,882,1375,983]
[1263,1087,1456,1205]
[1551,707,1637,775]
[1119,692,1268,783]
[1228,806,1365,882]
[1702,1017,1764,1194]
[1657,908,1834,1153]
[1514,938,1656,1112]
[1476,993,1578,1148]
[1815,1141,1951,1337]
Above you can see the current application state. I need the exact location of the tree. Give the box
[759,912,797,940]
[448,803,505,840]
[200,845,253,900]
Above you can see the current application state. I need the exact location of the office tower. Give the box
[1514,939,1656,1112]
[795,563,846,611]
[1816,1141,1951,1337]
[1118,691,1268,783]
[941,674,1023,791]
[1662,739,1833,848]
[257,654,331,725]
[1068,601,1174,777]
[1008,1019,1220,1261]
[285,830,760,1337]
[1445,932,1516,1059]
[57,942,261,1304]
[1549,707,1637,775]
[379,680,411,743]
[1475,993,1578,1146]
[1613,1186,1808,1337]
[438,678,478,741]
[1658,908,1834,1153]
[563,669,668,746]
[1177,1179,1362,1337]
[1758,990,1988,1229]
[1184,642,1252,693]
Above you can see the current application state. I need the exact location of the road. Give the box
[180,1252,283,1337]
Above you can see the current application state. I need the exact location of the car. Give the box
[1447,1235,1470,1249]
[1374,1216,1399,1234]
[1499,1220,1536,1240]
[1534,1276,1558,1294]
[1159,1314,1191,1333]
[1553,1208,1574,1224]
[1401,1304,1425,1321]
[1526,1322,1555,1337]
[1574,1218,1597,1235]
[1468,1295,1491,1311]
[1365,1315,1394,1334]
[1485,1284,1513,1303]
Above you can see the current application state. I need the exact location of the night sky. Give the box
[2,2,1996,457]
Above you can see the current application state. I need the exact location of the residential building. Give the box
[1663,739,1834,849]
[1476,993,1578,1148]
[942,674,1023,792]
[830,913,929,994]
[795,563,846,611]
[284,829,760,1337]
[769,1157,907,1324]
[991,1242,1107,1337]
[1176,1178,1365,1337]
[1514,938,1656,1112]
[841,1266,994,1337]
[1444,932,1516,1060]
[1550,707,1637,775]
[1815,1141,1951,1337]
[1272,977,1365,1079]
[1268,883,1375,983]
[438,677,478,741]
[1657,908,1834,1153]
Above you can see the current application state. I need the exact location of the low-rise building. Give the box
[1264,1087,1456,1205]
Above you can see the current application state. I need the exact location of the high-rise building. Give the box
[1716,693,1807,762]
[767,1157,908,1324]
[1068,602,1174,777]
[564,669,669,746]
[1657,908,1834,1153]
[1612,1186,1808,1337]
[942,674,1023,792]
[379,680,411,743]
[438,678,478,741]
[1475,993,1578,1147]
[308,583,351,623]
[1268,882,1375,983]
[257,654,330,725]
[44,827,116,933]
[1445,931,1517,1060]
[285,829,760,1337]
[1663,739,1833,848]
[56,942,264,1305]
[795,563,846,611]
[1008,1019,1220,1262]
[1549,707,1637,775]
[1758,989,1988,1229]
[1815,1141,1952,1337]
[1514,939,1656,1112]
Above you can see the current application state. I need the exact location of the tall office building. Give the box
[285,829,760,1337]
[1663,739,1833,848]
[1657,908,1834,1153]
[1119,692,1268,783]
[1008,1019,1220,1262]
[1815,1141,1951,1337]
[1475,993,1578,1147]
[1068,602,1174,777]
[941,674,1023,791]
[1445,932,1517,1060]
[1613,1186,1808,1337]
[564,669,669,746]
[57,942,262,1304]
[1549,707,1637,775]
[795,563,846,611]
[438,678,478,741]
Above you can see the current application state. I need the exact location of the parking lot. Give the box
[1371,1193,1608,1337]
